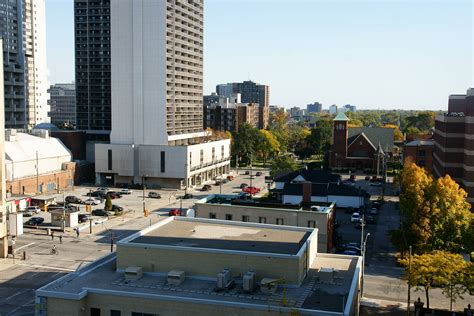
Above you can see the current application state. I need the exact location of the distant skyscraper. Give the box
[216,80,269,129]
[0,0,48,129]
[329,104,338,115]
[341,104,356,113]
[74,0,111,135]
[48,84,76,126]
[307,102,322,113]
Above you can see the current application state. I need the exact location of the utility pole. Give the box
[36,150,39,193]
[249,152,253,189]
[360,214,366,297]
[142,175,147,216]
[407,245,412,316]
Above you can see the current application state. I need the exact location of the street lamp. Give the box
[361,230,371,298]
[142,174,148,216]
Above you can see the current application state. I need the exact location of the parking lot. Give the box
[20,168,270,232]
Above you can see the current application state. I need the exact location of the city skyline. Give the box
[46,0,472,110]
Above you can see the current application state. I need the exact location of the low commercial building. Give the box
[37,217,361,315]
[282,182,369,209]
[194,194,336,252]
[403,139,434,173]
[4,129,75,195]
[95,139,231,189]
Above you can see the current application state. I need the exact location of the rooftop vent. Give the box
[124,266,143,281]
[243,271,256,293]
[167,270,185,286]
[217,268,232,290]
[319,267,335,283]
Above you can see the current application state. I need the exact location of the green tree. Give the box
[394,163,473,254]
[270,154,298,177]
[288,124,310,156]
[383,124,404,141]
[399,251,470,310]
[232,124,260,165]
[256,130,280,165]
[306,118,332,156]
[105,196,112,212]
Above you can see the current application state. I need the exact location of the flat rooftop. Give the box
[38,253,359,314]
[129,219,311,255]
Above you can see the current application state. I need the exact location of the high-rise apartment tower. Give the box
[0,0,48,129]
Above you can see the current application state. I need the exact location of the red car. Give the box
[169,209,181,216]
[242,186,260,195]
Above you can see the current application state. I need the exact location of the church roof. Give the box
[348,127,394,152]
[333,112,350,121]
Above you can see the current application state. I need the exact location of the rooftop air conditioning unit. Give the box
[243,271,256,293]
[217,268,232,289]
[167,270,185,286]
[124,266,143,281]
[319,267,335,283]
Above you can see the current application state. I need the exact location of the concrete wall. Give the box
[117,244,304,286]
[6,164,75,195]
[43,292,347,316]
[110,0,168,145]
[194,202,330,252]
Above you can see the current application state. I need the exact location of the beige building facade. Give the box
[37,217,361,316]
[194,195,335,253]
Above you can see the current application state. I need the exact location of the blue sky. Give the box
[45,0,473,110]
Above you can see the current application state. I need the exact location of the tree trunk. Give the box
[424,287,430,309]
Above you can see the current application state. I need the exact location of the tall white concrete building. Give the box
[1,0,49,129]
[95,0,230,188]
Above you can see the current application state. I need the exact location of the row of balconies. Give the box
[189,158,231,172]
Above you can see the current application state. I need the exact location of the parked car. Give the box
[88,191,107,199]
[245,171,250,175]
[242,186,260,195]
[120,188,133,195]
[97,187,109,192]
[22,209,34,217]
[25,217,44,225]
[369,182,382,187]
[148,192,162,199]
[214,180,221,186]
[65,196,83,204]
[344,245,362,254]
[350,174,356,181]
[84,198,102,205]
[111,204,124,215]
[26,206,41,214]
[226,175,234,181]
[201,185,212,191]
[92,209,110,217]
[350,212,361,223]
[372,201,381,209]
[182,193,193,199]
[238,192,252,200]
[365,215,375,224]
[342,250,359,256]
[106,191,122,199]
[255,171,262,176]
[368,208,378,215]
[365,176,370,181]
[240,183,249,189]
[78,214,91,223]
[169,208,181,216]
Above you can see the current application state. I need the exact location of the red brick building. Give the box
[403,140,434,173]
[329,112,394,171]
[433,88,474,203]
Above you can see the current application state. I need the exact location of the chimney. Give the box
[302,181,312,203]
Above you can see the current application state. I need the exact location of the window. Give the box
[259,217,266,224]
[308,220,316,228]
[276,218,284,225]
[189,152,192,166]
[418,150,426,157]
[90,308,100,316]
[242,215,250,222]
[110,311,121,316]
[225,214,233,220]
[221,145,224,159]
[200,149,204,165]
[160,151,165,173]
[209,213,216,219]
[212,147,215,161]
[107,149,112,170]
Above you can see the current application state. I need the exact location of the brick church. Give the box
[329,112,394,171]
